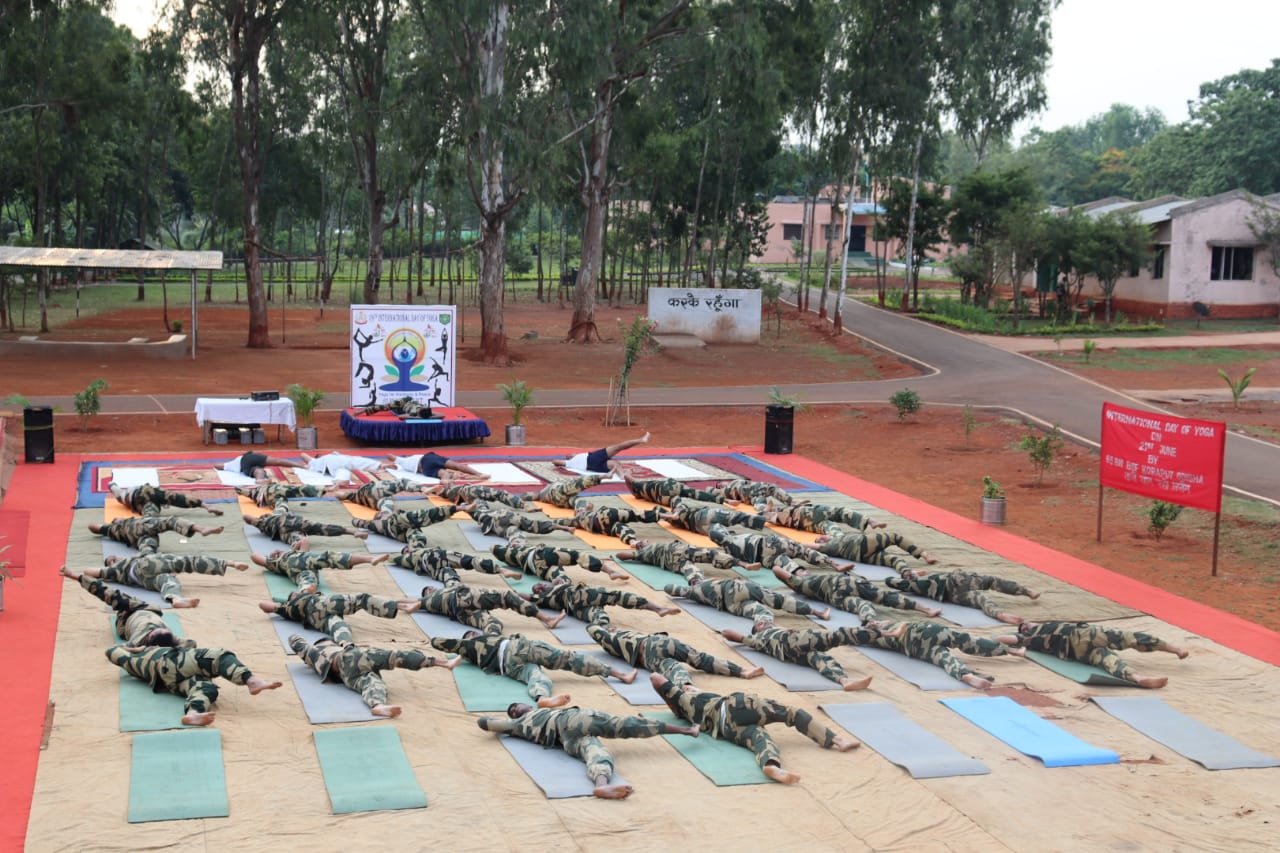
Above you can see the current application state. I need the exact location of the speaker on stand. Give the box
[23,406,55,463]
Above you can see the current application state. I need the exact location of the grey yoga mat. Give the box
[1091,695,1280,770]
[821,702,989,778]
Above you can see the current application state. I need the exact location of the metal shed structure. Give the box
[0,247,224,358]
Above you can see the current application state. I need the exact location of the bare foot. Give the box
[1005,647,1027,657]
[1175,649,1189,660]
[438,656,461,669]
[815,607,832,620]
[182,710,216,726]
[537,694,571,709]
[921,606,942,617]
[741,666,766,679]
[371,553,390,565]
[961,673,994,689]
[593,783,634,800]
[1136,676,1168,689]
[869,519,887,528]
[921,551,938,564]
[351,530,369,539]
[206,506,225,516]
[246,676,282,695]
[257,602,276,613]
[372,704,403,717]
[640,432,650,443]
[997,613,1023,625]
[840,676,872,691]
[543,611,568,628]
[171,597,200,609]
[1027,590,1042,600]
[763,765,800,785]
[59,565,79,580]
[832,736,860,752]
[604,568,630,581]
[230,561,250,572]
[615,669,638,684]
[502,569,524,580]
[397,601,421,613]
[199,526,224,536]
[657,607,681,617]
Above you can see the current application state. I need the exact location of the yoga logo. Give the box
[380,328,430,392]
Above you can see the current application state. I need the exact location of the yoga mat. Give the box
[820,703,990,779]
[732,566,786,588]
[452,661,532,712]
[261,568,330,599]
[242,522,282,553]
[111,467,160,488]
[313,727,428,813]
[729,644,844,692]
[615,559,685,592]
[362,531,405,554]
[569,527,629,551]
[119,672,188,732]
[270,615,330,653]
[384,565,486,640]
[587,652,660,705]
[110,611,182,642]
[128,729,229,822]
[503,572,540,596]
[679,599,757,633]
[532,501,576,519]
[238,495,272,518]
[472,462,542,485]
[852,646,968,691]
[650,711,769,786]
[459,520,509,552]
[216,469,258,487]
[941,696,1119,767]
[342,501,379,520]
[1026,650,1132,686]
[101,538,141,560]
[498,733,632,799]
[103,499,138,522]
[104,582,167,610]
[286,661,380,724]
[1090,695,1280,770]
[635,458,714,480]
[853,564,1003,628]
[766,523,824,545]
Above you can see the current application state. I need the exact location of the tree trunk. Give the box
[568,85,614,343]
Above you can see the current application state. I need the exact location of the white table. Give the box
[194,397,296,444]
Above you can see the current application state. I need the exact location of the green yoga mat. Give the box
[262,569,330,599]
[110,611,183,642]
[313,727,427,814]
[112,613,191,732]
[1025,650,1132,686]
[128,729,229,822]
[616,560,684,592]
[732,566,786,588]
[650,711,769,786]
[502,572,540,595]
[452,661,532,711]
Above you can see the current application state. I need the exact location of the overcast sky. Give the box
[112,0,1277,139]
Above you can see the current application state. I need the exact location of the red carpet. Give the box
[0,508,31,572]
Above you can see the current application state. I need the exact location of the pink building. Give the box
[756,189,901,266]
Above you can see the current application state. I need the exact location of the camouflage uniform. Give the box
[477,706,674,783]
[99,553,236,602]
[571,503,659,539]
[885,571,1036,619]
[262,549,361,591]
[430,632,615,700]
[351,505,457,541]
[712,479,801,506]
[106,644,258,714]
[737,624,882,685]
[470,502,568,537]
[114,483,218,517]
[770,503,876,534]
[779,567,931,622]
[363,396,433,418]
[666,498,766,534]
[417,584,544,636]
[345,478,423,512]
[391,540,507,585]
[528,475,604,508]
[625,478,723,507]
[1015,621,1179,684]
[79,575,190,646]
[868,621,1015,682]
[708,523,835,569]
[815,530,930,573]
[434,483,530,509]
[587,623,751,686]
[94,516,204,555]
[235,482,329,508]
[271,590,400,645]
[491,542,606,581]
[528,581,655,623]
[663,577,819,624]
[654,680,845,770]
[251,506,354,546]
[289,635,444,710]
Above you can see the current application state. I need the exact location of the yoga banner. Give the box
[349,305,456,409]
[1098,402,1226,511]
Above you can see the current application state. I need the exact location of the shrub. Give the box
[285,384,326,428]
[1082,339,1096,363]
[497,379,533,425]
[889,388,922,421]
[1218,367,1256,410]
[1019,423,1063,485]
[74,379,109,430]
[1147,500,1183,540]
[982,476,1005,499]
[961,404,977,445]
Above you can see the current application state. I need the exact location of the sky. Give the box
[111,0,1278,138]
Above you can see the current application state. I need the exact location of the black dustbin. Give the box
[23,406,55,463]
[763,404,793,455]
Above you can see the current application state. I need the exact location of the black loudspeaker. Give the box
[763,405,794,455]
[23,406,55,463]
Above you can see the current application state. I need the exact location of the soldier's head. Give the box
[269,549,287,560]
[142,627,179,647]
[900,569,920,581]
[1017,621,1039,636]
[531,582,551,596]
[752,620,771,634]
[104,555,120,567]
[462,630,482,640]
[506,702,533,719]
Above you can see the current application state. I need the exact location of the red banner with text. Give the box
[1099,403,1226,512]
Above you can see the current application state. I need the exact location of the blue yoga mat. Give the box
[313,726,427,813]
[128,729,229,822]
[821,702,989,779]
[1091,695,1280,770]
[941,695,1118,767]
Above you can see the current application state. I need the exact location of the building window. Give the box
[782,223,803,241]
[1210,246,1253,281]
[1151,246,1165,279]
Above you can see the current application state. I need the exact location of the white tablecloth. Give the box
[194,398,296,431]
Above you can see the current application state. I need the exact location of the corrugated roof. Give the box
[0,247,223,270]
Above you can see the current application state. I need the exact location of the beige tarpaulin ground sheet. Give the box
[28,491,1280,852]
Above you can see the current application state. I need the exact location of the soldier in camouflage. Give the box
[663,576,829,624]
[68,552,250,608]
[711,479,804,507]
[814,529,937,573]
[429,482,535,510]
[570,501,660,541]
[350,505,458,541]
[403,583,566,635]
[106,643,281,726]
[109,482,224,517]
[527,577,681,622]
[491,538,627,581]
[772,563,941,623]
[586,622,764,686]
[88,515,223,555]
[864,620,1024,689]
[290,634,457,717]
[258,589,411,644]
[1015,620,1188,688]
[623,475,724,507]
[764,502,885,534]
[251,548,387,593]
[721,620,899,691]
[660,498,766,535]
[651,672,858,785]
[462,500,575,537]
[614,537,746,583]
[886,569,1040,624]
[527,474,604,508]
[708,523,836,570]
[329,478,429,513]
[62,568,189,647]
[235,482,334,508]
[477,702,700,799]
[244,505,367,549]
[391,534,522,584]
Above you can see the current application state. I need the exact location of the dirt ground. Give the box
[4,299,1278,631]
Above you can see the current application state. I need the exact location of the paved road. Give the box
[17,291,1280,506]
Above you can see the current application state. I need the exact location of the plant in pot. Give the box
[764,386,805,455]
[497,379,533,446]
[286,383,326,450]
[980,476,1007,525]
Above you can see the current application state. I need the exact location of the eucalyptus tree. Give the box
[1078,212,1149,325]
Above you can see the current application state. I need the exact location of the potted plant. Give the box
[980,476,1007,525]
[286,383,326,450]
[497,379,533,446]
[764,386,805,455]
